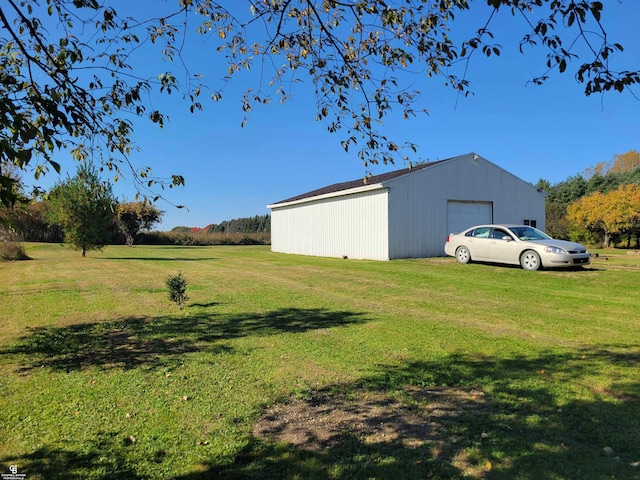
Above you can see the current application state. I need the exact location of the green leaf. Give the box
[559,58,567,73]
[50,160,62,173]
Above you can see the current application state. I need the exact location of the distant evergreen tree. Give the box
[206,214,270,234]
[45,163,116,256]
[543,167,640,207]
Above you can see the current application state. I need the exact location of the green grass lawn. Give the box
[1,243,639,479]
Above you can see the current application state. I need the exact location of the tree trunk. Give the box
[603,231,611,248]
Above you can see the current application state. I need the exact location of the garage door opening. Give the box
[447,201,493,234]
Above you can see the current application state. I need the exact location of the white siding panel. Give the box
[271,189,389,260]
[386,169,448,259]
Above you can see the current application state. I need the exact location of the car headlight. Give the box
[544,246,567,254]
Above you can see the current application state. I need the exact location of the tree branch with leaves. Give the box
[1,0,638,206]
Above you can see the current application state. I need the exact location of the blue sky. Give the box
[30,1,640,230]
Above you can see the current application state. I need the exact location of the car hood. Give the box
[529,239,588,252]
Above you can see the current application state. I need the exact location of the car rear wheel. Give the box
[520,250,541,271]
[455,246,471,264]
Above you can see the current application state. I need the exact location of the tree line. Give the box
[1,163,272,255]
[537,150,640,248]
[1,164,163,256]
[205,215,271,235]
[164,216,271,246]
[170,215,271,235]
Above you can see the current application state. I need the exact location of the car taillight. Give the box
[446,235,450,242]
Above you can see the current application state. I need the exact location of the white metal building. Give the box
[267,153,546,260]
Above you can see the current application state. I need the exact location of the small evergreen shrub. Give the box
[166,272,188,308]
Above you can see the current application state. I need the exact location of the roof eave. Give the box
[267,182,386,209]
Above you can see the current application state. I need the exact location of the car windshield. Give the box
[508,226,552,241]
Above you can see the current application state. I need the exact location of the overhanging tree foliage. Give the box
[46,163,117,256]
[1,0,638,206]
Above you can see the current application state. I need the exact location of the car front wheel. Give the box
[455,246,471,264]
[520,250,541,271]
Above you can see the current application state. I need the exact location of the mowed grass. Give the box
[1,243,639,479]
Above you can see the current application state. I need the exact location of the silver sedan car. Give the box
[444,224,591,271]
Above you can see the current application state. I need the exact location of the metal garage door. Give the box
[447,201,493,234]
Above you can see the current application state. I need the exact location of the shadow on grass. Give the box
[184,348,640,480]
[189,301,220,308]
[468,261,602,272]
[0,431,156,480]
[3,344,639,479]
[3,308,368,373]
[102,257,218,261]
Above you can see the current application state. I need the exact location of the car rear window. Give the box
[472,227,491,238]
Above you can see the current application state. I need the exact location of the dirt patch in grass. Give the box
[253,386,494,476]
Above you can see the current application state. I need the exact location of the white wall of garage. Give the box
[269,153,546,260]
[269,186,391,260]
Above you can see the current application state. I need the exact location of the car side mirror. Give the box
[502,236,513,241]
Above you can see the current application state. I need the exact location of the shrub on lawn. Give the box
[0,241,30,261]
[166,272,188,308]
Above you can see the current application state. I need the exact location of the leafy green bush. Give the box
[238,235,264,245]
[165,272,188,308]
[0,241,30,261]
